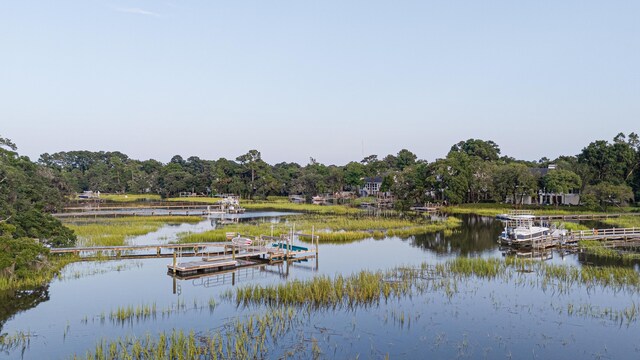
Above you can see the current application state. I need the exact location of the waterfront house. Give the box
[505,165,580,206]
[360,176,383,197]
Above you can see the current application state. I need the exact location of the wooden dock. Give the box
[563,227,640,243]
[50,242,229,256]
[54,202,243,218]
[61,204,212,212]
[167,259,243,276]
[534,213,640,221]
[504,227,640,251]
[52,232,320,277]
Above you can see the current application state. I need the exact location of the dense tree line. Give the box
[1,135,76,286]
[0,136,75,246]
[35,133,640,211]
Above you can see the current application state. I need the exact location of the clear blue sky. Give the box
[1,1,638,165]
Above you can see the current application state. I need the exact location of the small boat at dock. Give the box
[272,242,308,252]
[231,236,252,246]
[498,211,551,247]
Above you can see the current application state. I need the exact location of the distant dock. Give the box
[54,203,246,218]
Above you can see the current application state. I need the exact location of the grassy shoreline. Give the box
[0,254,78,292]
[63,216,202,247]
[444,203,639,217]
[179,215,462,244]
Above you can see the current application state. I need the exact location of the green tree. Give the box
[582,182,634,211]
[272,162,301,196]
[395,149,417,171]
[449,139,501,161]
[344,162,365,191]
[291,159,329,197]
[0,135,76,247]
[542,169,581,195]
[236,150,264,199]
[391,162,431,209]
[578,134,636,185]
[493,163,537,206]
[380,174,394,193]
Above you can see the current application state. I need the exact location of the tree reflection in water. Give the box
[0,286,50,334]
[412,214,504,255]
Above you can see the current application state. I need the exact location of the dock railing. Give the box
[567,227,640,241]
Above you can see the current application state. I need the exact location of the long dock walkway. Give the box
[563,227,640,243]
[50,242,231,256]
[52,233,320,277]
[55,205,217,218]
[54,202,245,218]
[535,213,640,221]
[523,227,640,250]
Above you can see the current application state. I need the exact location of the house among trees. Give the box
[360,176,383,197]
[506,164,581,206]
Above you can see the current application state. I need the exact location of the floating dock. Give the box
[167,259,252,276]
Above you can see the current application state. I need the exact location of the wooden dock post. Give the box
[172,251,177,275]
[312,226,318,256]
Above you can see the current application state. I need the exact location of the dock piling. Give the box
[173,252,177,275]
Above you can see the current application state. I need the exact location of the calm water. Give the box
[2,214,640,359]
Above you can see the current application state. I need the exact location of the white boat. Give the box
[498,211,550,247]
[231,236,252,246]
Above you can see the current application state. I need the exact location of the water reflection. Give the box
[126,211,298,246]
[169,258,319,294]
[412,214,503,255]
[0,287,49,334]
[5,212,640,359]
[578,252,640,269]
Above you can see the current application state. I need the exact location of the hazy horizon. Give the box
[2,1,638,165]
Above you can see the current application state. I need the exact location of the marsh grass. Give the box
[573,216,640,261]
[98,194,162,202]
[444,203,636,217]
[579,240,620,258]
[225,270,414,309]
[179,214,462,244]
[602,216,640,228]
[579,239,640,261]
[554,301,640,326]
[166,197,223,203]
[58,261,144,281]
[76,307,303,360]
[0,254,78,291]
[74,257,640,359]
[240,195,360,214]
[64,216,202,247]
[553,222,590,231]
[243,202,360,214]
[106,297,218,325]
[226,257,640,310]
[0,331,34,353]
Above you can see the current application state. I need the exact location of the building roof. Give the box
[363,176,383,183]
[529,168,550,177]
